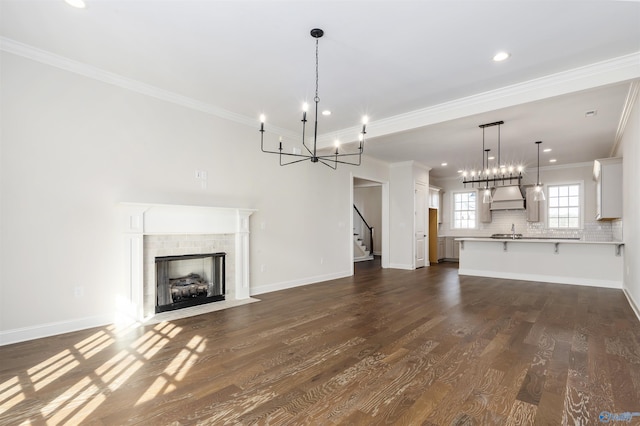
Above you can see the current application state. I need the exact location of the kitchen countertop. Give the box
[455,237,623,245]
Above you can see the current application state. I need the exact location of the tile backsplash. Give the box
[440,209,618,241]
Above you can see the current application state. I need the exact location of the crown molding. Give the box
[539,161,593,172]
[2,36,638,148]
[611,80,640,157]
[0,37,298,139]
[328,52,640,146]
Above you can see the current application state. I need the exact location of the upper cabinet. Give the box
[593,157,622,220]
[429,187,440,209]
[429,186,442,224]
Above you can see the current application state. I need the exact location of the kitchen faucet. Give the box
[511,224,515,239]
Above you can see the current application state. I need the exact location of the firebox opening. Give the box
[155,252,226,313]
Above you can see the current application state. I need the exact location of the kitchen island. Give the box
[457,237,624,288]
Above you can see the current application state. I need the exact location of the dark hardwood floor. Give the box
[1,261,640,425]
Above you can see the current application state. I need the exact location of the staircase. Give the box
[353,204,374,262]
[353,229,374,262]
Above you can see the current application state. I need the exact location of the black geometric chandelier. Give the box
[460,120,524,189]
[260,28,368,169]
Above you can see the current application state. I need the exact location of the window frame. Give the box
[451,189,478,229]
[545,181,584,230]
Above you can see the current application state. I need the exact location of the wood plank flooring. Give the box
[1,261,640,425]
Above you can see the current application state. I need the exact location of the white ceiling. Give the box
[1,0,639,179]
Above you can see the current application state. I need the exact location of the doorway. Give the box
[351,175,389,274]
[428,208,438,264]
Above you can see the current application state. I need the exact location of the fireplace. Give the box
[120,203,255,322]
[155,252,226,313]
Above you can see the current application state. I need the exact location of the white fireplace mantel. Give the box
[120,203,256,321]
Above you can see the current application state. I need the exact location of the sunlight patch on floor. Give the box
[166,335,206,381]
[0,376,25,414]
[0,311,236,423]
[73,330,114,359]
[136,334,206,406]
[27,349,79,392]
[0,322,186,423]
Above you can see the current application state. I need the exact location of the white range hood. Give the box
[490,185,525,210]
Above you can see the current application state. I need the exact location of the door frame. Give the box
[350,173,390,275]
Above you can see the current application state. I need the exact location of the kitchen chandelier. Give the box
[259,28,368,169]
[460,121,524,203]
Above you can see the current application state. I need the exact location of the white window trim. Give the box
[544,180,585,230]
[451,189,478,229]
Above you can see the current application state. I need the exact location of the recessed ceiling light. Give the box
[441,162,448,167]
[322,110,331,116]
[493,52,510,62]
[64,0,86,8]
[488,156,495,160]
[543,148,552,153]
[549,159,557,163]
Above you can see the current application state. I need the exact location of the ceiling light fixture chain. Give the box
[259,28,368,169]
[314,32,320,104]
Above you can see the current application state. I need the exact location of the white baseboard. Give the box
[623,288,640,323]
[458,268,622,289]
[2,270,355,345]
[389,263,414,270]
[251,271,352,296]
[0,314,113,346]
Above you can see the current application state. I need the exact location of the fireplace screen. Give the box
[155,252,225,313]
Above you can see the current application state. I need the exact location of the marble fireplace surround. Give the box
[121,203,256,321]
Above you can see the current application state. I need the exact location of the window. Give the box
[547,183,581,228]
[453,191,476,229]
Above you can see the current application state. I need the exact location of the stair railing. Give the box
[353,204,374,256]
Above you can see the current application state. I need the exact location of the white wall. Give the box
[389,163,414,269]
[614,86,640,318]
[388,161,430,269]
[0,52,391,341]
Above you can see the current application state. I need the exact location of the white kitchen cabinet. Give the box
[430,186,442,224]
[438,237,445,260]
[444,237,459,260]
[593,157,622,220]
[429,187,440,209]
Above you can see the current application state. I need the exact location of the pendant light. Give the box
[482,148,493,204]
[533,141,546,202]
